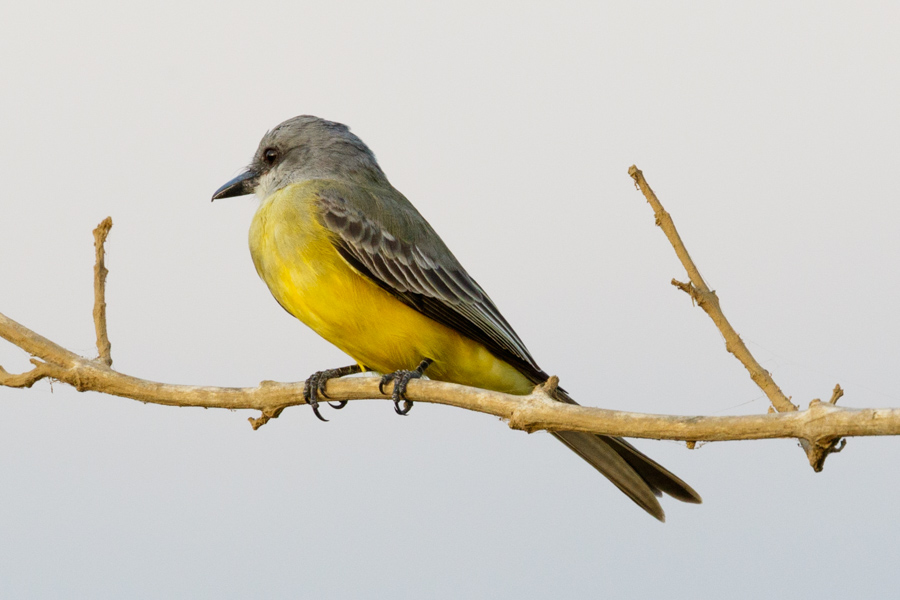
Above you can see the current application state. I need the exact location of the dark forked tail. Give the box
[551,388,701,521]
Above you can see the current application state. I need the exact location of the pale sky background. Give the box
[2,1,899,598]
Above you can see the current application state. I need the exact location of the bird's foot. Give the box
[303,364,362,422]
[378,358,434,416]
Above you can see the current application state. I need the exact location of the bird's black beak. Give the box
[211,169,260,201]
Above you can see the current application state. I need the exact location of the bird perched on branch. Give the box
[212,115,701,520]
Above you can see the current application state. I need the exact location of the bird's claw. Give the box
[378,358,434,416]
[379,370,416,415]
[303,365,362,422]
[302,371,330,422]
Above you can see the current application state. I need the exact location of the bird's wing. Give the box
[316,185,545,379]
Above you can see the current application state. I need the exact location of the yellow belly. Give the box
[248,181,533,395]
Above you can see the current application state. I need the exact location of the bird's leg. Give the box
[378,358,434,416]
[303,364,363,422]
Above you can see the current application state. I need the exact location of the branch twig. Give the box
[92,217,113,367]
[628,166,797,414]
[0,359,60,388]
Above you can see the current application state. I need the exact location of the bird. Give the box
[212,115,701,520]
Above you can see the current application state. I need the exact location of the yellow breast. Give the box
[248,180,532,395]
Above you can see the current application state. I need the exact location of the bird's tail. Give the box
[550,388,701,521]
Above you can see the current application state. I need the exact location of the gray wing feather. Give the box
[318,189,540,374]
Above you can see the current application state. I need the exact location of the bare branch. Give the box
[3,306,900,448]
[803,385,848,471]
[0,311,84,368]
[829,384,845,405]
[0,359,59,388]
[629,165,796,414]
[92,217,113,366]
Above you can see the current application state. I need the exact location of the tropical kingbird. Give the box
[212,115,700,520]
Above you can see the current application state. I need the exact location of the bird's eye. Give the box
[263,148,279,166]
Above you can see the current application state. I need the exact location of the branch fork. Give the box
[0,359,58,388]
[506,376,562,433]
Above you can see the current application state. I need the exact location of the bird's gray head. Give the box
[212,115,385,201]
